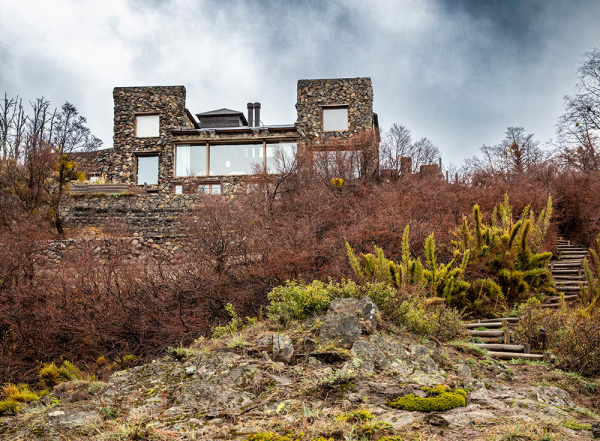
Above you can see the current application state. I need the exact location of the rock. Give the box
[379,411,418,429]
[456,363,472,379]
[273,334,294,364]
[426,413,449,427]
[303,337,316,353]
[319,298,378,348]
[592,421,600,438]
[264,372,292,386]
[526,386,575,408]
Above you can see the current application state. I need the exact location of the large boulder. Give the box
[319,297,378,348]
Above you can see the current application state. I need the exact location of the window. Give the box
[176,144,207,177]
[266,142,297,173]
[174,184,183,194]
[313,150,360,178]
[323,107,348,131]
[136,115,159,137]
[198,183,221,195]
[90,176,99,183]
[210,143,263,176]
[137,155,159,185]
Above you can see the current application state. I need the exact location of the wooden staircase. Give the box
[546,237,588,307]
[464,238,588,361]
[466,318,552,361]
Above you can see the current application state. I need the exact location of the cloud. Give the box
[1,0,599,164]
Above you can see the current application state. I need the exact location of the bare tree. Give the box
[557,48,600,171]
[380,123,440,174]
[481,127,546,174]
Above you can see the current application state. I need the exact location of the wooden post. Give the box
[523,343,531,354]
[543,352,552,362]
[539,328,546,351]
[503,320,510,345]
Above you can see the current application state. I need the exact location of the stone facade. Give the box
[295,78,375,141]
[77,77,378,195]
[110,86,193,190]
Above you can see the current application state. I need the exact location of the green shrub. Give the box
[100,405,120,420]
[386,386,466,412]
[167,344,195,361]
[267,280,333,324]
[564,420,591,431]
[212,303,259,338]
[397,297,465,342]
[39,360,84,389]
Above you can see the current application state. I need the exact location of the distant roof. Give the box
[196,108,244,116]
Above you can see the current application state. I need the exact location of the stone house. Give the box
[82,77,379,195]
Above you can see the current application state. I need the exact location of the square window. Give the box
[137,156,159,185]
[136,115,160,137]
[323,107,348,131]
[198,183,221,195]
[176,144,207,176]
[174,184,183,194]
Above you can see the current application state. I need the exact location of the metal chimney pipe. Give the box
[247,103,254,127]
[254,102,261,127]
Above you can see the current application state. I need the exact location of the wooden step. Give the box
[474,344,525,352]
[465,322,503,328]
[541,302,575,308]
[547,294,579,302]
[488,351,550,361]
[468,330,505,337]
[477,317,519,323]
[477,337,504,343]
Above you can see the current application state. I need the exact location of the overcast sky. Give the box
[1,0,599,165]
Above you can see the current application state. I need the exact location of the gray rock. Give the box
[264,372,292,385]
[273,334,294,363]
[319,297,378,348]
[526,386,575,408]
[456,363,472,379]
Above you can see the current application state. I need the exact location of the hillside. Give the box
[2,297,599,441]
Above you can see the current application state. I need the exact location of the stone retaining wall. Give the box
[61,193,208,236]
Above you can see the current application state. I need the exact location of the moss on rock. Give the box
[386,385,466,412]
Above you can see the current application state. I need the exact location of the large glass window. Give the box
[137,155,159,185]
[323,107,348,131]
[266,142,297,173]
[136,115,160,137]
[210,143,263,176]
[176,144,207,177]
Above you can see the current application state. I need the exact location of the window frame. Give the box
[134,152,160,186]
[135,113,160,138]
[322,105,349,132]
[198,182,222,195]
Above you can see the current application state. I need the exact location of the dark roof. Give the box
[196,108,245,116]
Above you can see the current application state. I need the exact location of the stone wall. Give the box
[110,86,192,190]
[61,193,207,237]
[38,235,186,264]
[295,77,374,142]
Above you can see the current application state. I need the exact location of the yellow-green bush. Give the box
[267,280,340,324]
[2,383,39,402]
[39,360,84,389]
[246,432,333,441]
[334,409,374,422]
[0,383,40,415]
[212,303,257,338]
[397,297,465,342]
[0,399,21,414]
[386,386,466,412]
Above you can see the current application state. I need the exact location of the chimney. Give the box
[254,102,261,127]
[247,103,254,127]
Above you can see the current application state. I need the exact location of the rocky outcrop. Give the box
[319,297,378,348]
[2,299,597,440]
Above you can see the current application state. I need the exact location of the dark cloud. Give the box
[1,0,599,165]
